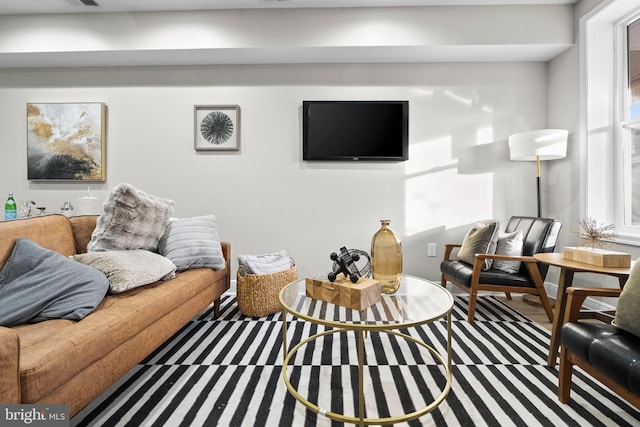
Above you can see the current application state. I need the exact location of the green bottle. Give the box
[4,193,17,220]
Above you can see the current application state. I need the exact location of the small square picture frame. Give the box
[194,105,240,151]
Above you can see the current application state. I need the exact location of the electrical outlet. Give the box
[427,243,437,257]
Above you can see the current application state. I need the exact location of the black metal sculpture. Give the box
[328,246,362,283]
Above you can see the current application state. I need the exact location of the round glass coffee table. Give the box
[279,274,454,426]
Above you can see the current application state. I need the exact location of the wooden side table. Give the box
[534,252,632,368]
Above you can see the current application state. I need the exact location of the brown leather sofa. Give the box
[0,214,231,416]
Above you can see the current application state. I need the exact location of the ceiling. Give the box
[0,0,578,15]
[0,0,577,67]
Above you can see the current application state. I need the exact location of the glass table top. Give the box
[279,274,454,330]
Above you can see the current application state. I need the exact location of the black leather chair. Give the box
[559,287,640,409]
[440,216,561,322]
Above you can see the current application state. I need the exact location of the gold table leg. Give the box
[281,326,452,425]
[357,330,365,427]
[281,309,288,361]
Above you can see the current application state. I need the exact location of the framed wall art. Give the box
[194,105,240,151]
[27,102,106,181]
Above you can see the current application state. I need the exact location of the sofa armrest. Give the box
[221,241,231,290]
[0,326,20,404]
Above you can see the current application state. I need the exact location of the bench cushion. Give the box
[440,260,535,287]
[562,322,640,394]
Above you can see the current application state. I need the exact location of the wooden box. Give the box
[305,276,381,311]
[563,247,631,268]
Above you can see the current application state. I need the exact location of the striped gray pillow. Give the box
[158,215,225,271]
[492,230,524,274]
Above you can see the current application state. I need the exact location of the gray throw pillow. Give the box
[0,238,109,327]
[87,183,174,252]
[614,259,640,337]
[456,220,499,270]
[73,250,177,294]
[492,230,524,274]
[158,215,226,271]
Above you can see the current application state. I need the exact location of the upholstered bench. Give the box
[559,285,640,410]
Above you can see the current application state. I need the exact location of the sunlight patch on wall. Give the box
[405,169,494,236]
[405,135,454,176]
[444,90,473,107]
[410,88,435,98]
[476,126,494,145]
[404,135,494,236]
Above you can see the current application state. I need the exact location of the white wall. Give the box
[0,62,548,279]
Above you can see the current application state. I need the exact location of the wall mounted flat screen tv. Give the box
[302,100,409,161]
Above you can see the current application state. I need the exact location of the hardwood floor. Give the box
[497,293,554,331]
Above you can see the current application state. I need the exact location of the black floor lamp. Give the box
[508,129,568,218]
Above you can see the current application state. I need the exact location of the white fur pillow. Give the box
[87,183,174,252]
[73,250,176,294]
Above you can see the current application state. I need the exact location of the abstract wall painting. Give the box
[27,102,106,181]
[194,105,240,151]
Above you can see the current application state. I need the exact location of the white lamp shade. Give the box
[508,129,568,161]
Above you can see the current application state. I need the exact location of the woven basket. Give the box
[236,265,298,317]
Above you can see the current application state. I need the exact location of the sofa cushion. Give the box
[158,215,225,271]
[69,215,99,254]
[456,220,499,270]
[440,259,534,288]
[73,250,177,293]
[0,238,109,327]
[561,322,620,362]
[492,230,524,274]
[614,259,640,337]
[87,183,174,252]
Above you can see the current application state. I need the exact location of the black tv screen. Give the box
[302,101,409,161]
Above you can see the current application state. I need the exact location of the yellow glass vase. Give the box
[371,219,403,294]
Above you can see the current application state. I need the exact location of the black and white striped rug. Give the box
[71,295,640,426]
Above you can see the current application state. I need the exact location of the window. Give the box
[625,18,640,225]
[583,0,640,246]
